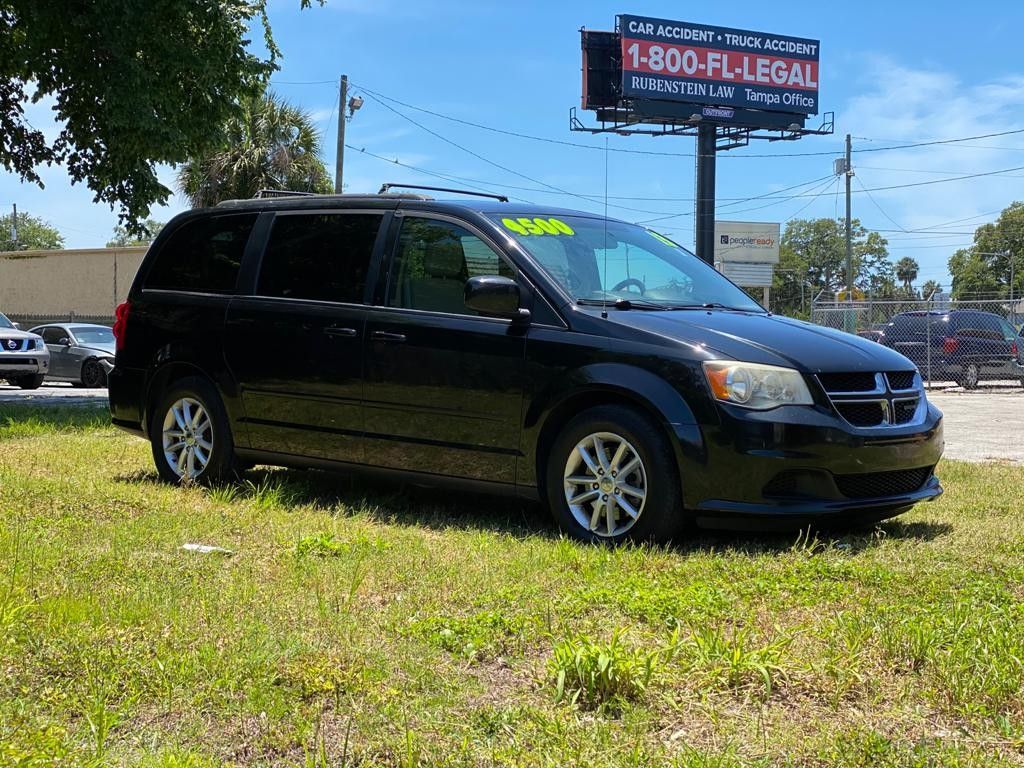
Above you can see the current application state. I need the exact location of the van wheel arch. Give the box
[144,361,213,439]
[535,388,686,502]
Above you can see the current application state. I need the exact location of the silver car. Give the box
[29,323,115,388]
[0,312,50,389]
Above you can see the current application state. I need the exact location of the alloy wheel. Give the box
[563,431,647,538]
[161,397,213,480]
[82,360,105,388]
[964,363,979,389]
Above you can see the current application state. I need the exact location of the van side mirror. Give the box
[464,276,529,321]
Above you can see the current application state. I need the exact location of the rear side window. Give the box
[144,214,256,293]
[256,213,383,303]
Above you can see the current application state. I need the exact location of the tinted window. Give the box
[387,218,514,314]
[41,327,66,344]
[145,214,256,293]
[257,213,382,303]
[952,312,1004,340]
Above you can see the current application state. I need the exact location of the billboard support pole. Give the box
[696,124,716,265]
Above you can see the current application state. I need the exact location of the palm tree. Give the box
[177,92,333,208]
[920,279,942,299]
[895,257,919,294]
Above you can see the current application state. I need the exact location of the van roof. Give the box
[213,193,618,221]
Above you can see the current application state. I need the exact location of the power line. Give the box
[350,80,1024,160]
[358,91,844,220]
[344,144,535,203]
[855,175,908,232]
[359,90,709,217]
[634,174,835,224]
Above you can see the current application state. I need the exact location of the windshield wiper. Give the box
[576,298,670,311]
[666,302,760,312]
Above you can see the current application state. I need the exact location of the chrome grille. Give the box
[0,338,26,352]
[886,371,917,391]
[817,370,924,428]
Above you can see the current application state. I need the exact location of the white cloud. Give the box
[839,56,1024,284]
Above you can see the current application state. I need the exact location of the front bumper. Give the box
[0,354,49,378]
[686,400,944,529]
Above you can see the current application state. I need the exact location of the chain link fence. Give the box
[811,295,1024,389]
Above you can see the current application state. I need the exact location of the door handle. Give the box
[324,326,357,338]
[371,330,406,343]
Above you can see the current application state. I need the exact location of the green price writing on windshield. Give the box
[647,230,678,248]
[502,217,575,236]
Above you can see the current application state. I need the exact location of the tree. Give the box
[776,217,892,297]
[920,280,942,299]
[107,220,164,248]
[0,211,64,251]
[895,257,919,294]
[948,202,1024,299]
[0,1,321,232]
[177,91,333,208]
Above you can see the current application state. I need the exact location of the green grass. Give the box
[1,405,1023,765]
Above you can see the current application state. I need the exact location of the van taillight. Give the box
[1013,341,1019,357]
[113,301,131,351]
[942,337,959,356]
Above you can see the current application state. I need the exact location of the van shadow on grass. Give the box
[114,464,953,553]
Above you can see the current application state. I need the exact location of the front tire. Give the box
[80,359,108,388]
[150,376,239,485]
[545,405,684,544]
[15,374,44,390]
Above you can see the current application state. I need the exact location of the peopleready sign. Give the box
[618,14,820,115]
[714,221,781,265]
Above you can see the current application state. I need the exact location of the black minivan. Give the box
[109,190,944,542]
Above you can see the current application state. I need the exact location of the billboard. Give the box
[618,15,820,115]
[714,221,780,264]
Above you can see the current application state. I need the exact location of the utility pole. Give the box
[844,133,853,299]
[334,75,348,194]
[10,203,17,249]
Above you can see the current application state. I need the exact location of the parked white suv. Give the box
[0,312,50,389]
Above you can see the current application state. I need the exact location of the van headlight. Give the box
[703,361,813,409]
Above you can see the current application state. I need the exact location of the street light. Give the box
[347,95,363,119]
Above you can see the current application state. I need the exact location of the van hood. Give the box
[603,309,916,373]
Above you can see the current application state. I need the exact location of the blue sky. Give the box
[4,0,1024,289]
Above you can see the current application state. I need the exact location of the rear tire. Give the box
[15,374,44,390]
[960,363,980,390]
[150,376,239,485]
[545,405,684,544]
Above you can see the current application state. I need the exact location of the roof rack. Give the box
[378,183,509,202]
[253,189,318,199]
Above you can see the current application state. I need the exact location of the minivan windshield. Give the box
[490,214,762,311]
